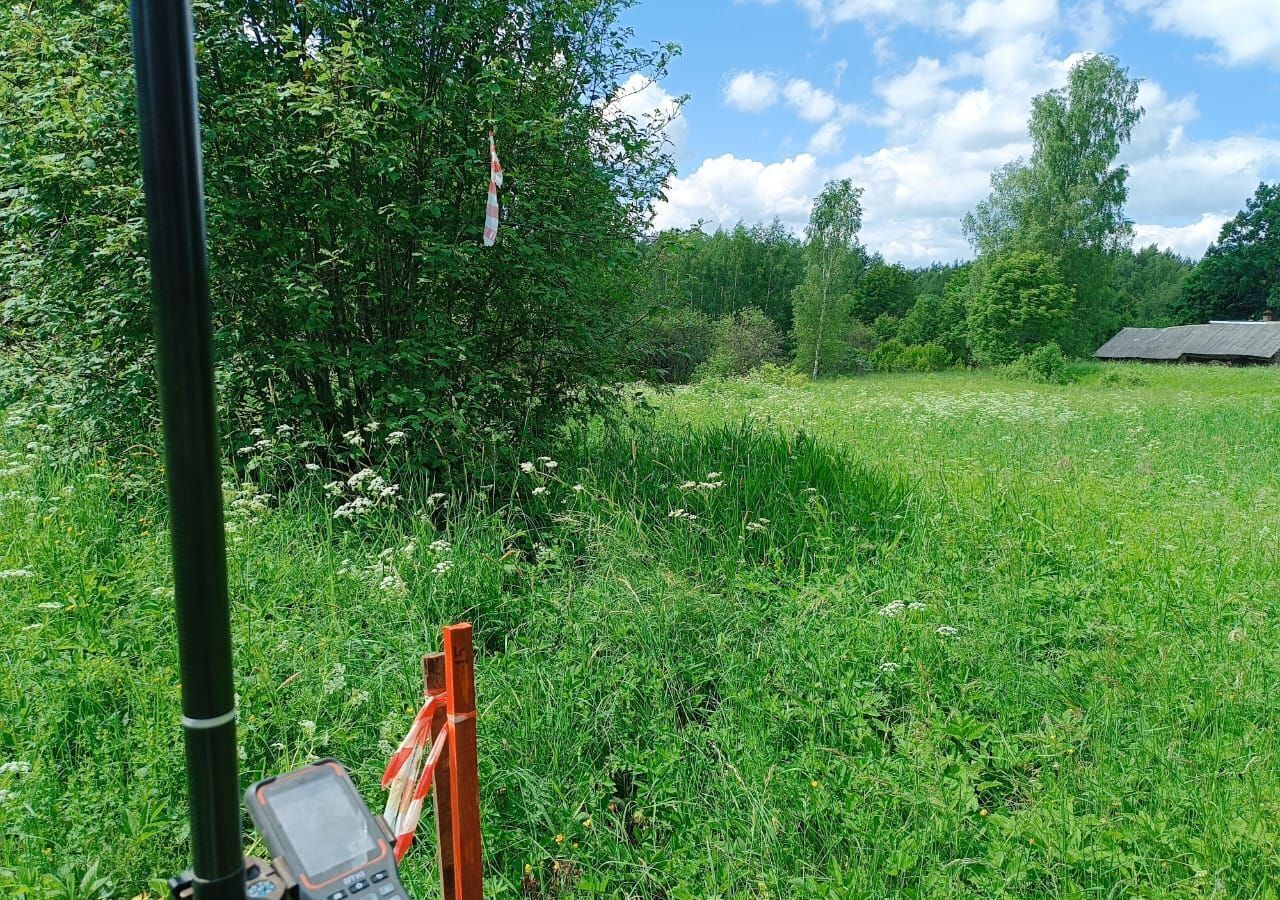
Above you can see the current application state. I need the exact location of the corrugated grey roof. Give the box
[1095,324,1280,361]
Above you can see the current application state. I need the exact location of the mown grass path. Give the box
[2,364,1278,898]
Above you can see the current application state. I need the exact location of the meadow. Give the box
[2,364,1279,898]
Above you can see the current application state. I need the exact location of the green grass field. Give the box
[2,364,1279,898]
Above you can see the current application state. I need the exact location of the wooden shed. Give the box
[1094,323,1280,365]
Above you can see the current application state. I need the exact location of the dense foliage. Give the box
[0,0,676,473]
[966,251,1074,365]
[1113,244,1193,327]
[641,221,804,329]
[1177,183,1279,323]
[695,307,788,380]
[965,55,1142,357]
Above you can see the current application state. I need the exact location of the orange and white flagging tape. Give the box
[382,693,450,862]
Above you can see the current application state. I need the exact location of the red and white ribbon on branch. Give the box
[382,693,450,861]
[482,131,503,247]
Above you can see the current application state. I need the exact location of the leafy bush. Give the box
[871,339,909,373]
[633,306,715,384]
[0,1,676,476]
[872,312,901,342]
[747,362,810,388]
[872,340,950,373]
[850,261,916,323]
[1003,342,1071,384]
[1098,365,1150,387]
[966,251,1075,365]
[695,308,788,380]
[898,291,970,365]
[901,343,951,372]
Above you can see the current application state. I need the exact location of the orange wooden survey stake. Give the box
[382,623,483,900]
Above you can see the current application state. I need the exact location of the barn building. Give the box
[1094,322,1280,366]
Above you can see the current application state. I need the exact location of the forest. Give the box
[2,5,1277,477]
[633,55,1277,385]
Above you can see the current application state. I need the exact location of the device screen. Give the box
[269,772,380,877]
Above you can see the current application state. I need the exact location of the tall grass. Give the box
[2,364,1279,897]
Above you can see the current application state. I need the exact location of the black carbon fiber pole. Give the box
[130,2,244,898]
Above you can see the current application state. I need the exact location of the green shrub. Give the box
[870,339,908,373]
[872,341,951,374]
[872,312,901,342]
[966,251,1075,365]
[1099,366,1150,387]
[634,307,716,384]
[1003,341,1071,384]
[899,290,971,364]
[695,308,788,380]
[0,1,675,476]
[748,362,810,388]
[901,343,951,372]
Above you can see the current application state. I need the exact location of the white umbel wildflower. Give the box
[936,625,958,637]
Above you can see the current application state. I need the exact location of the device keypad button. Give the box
[350,881,370,894]
[377,886,397,897]
[327,892,348,900]
[371,872,388,883]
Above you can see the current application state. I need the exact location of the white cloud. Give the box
[1127,134,1280,219]
[1066,0,1114,48]
[809,121,846,155]
[1125,0,1280,68]
[654,154,823,232]
[725,71,781,112]
[783,79,840,121]
[872,37,895,65]
[613,74,687,158]
[790,0,955,30]
[874,57,959,135]
[957,0,1059,39]
[1133,214,1229,257]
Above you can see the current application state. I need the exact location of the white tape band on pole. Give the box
[181,708,238,730]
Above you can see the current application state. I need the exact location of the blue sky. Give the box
[614,0,1280,266]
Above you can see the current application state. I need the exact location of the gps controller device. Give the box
[245,760,409,900]
[168,761,409,900]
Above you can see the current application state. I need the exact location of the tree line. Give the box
[2,10,1276,478]
[637,54,1278,383]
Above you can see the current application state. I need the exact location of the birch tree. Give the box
[793,180,864,378]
